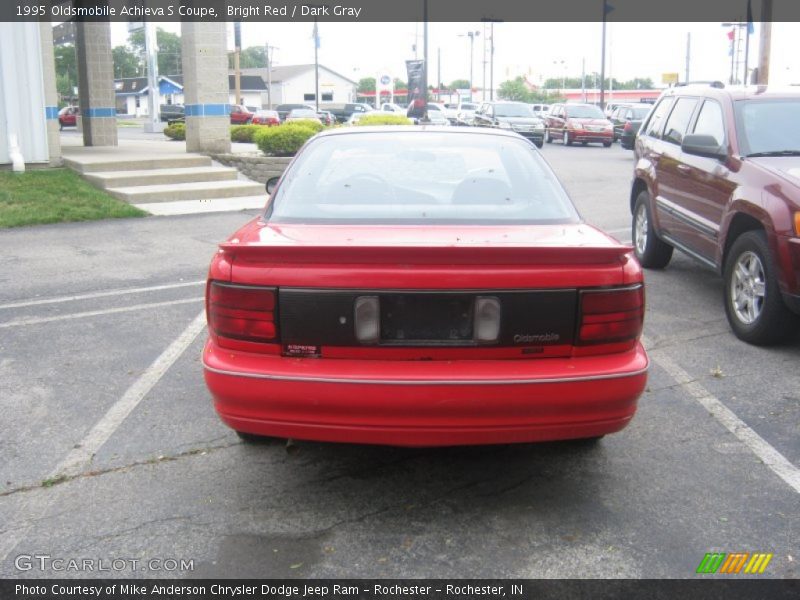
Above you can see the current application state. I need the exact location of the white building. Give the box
[115,74,269,116]
[241,64,358,106]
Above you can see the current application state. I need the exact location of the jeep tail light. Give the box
[794,212,800,236]
[623,121,633,132]
[578,285,644,345]
[207,281,278,343]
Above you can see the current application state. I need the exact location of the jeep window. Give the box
[642,97,674,139]
[663,98,699,145]
[692,100,726,146]
[735,98,800,156]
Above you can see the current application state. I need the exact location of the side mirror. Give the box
[266,176,279,195]
[681,134,727,160]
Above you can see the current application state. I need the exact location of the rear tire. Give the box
[723,231,799,345]
[546,129,553,143]
[603,141,612,147]
[534,140,543,149]
[564,131,572,146]
[632,190,673,269]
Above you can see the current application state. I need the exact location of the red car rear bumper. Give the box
[203,340,648,446]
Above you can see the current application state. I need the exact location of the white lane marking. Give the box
[52,309,208,479]
[0,280,205,310]
[0,298,202,329]
[0,310,208,563]
[648,344,800,495]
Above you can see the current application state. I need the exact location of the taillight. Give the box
[623,121,633,132]
[207,281,278,343]
[578,285,644,345]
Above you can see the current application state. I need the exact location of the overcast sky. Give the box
[111,21,800,89]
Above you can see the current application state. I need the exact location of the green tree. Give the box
[357,77,376,93]
[229,46,268,69]
[113,46,142,78]
[449,79,470,90]
[393,78,406,90]
[54,44,77,92]
[129,28,182,76]
[498,77,531,101]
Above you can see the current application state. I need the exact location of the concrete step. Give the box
[64,154,212,174]
[84,166,239,189]
[134,195,267,216]
[107,180,265,203]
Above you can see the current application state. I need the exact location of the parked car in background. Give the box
[285,108,322,124]
[472,101,546,148]
[321,102,374,123]
[609,104,653,148]
[630,83,800,344]
[317,110,335,126]
[58,106,78,130]
[251,110,280,126]
[229,104,254,124]
[275,103,316,122]
[604,102,629,118]
[158,104,184,123]
[528,103,552,120]
[203,127,647,447]
[546,103,613,147]
[380,103,406,113]
[406,103,450,126]
[454,101,480,126]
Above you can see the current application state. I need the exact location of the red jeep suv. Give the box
[630,83,800,344]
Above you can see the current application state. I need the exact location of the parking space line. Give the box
[0,310,207,564]
[648,345,800,495]
[0,280,205,310]
[0,298,202,329]
[52,309,208,479]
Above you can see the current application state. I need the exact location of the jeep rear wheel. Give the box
[632,190,673,268]
[723,231,799,345]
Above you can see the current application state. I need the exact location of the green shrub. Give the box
[254,123,318,156]
[287,119,324,133]
[356,114,412,126]
[164,123,185,141]
[230,124,264,143]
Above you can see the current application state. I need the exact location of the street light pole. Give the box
[459,30,480,100]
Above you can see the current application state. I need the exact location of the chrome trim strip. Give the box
[655,195,719,238]
[202,360,649,386]
[660,233,717,269]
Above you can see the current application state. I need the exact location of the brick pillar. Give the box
[181,22,231,154]
[75,21,117,147]
[39,22,62,165]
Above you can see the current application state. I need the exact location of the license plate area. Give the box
[380,294,474,345]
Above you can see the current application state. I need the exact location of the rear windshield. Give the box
[566,105,605,119]
[268,132,580,225]
[631,107,651,119]
[734,98,800,155]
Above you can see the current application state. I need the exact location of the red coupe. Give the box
[58,106,78,130]
[203,127,648,447]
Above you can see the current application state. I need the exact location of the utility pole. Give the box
[757,0,771,84]
[143,22,162,133]
[685,32,691,82]
[459,31,480,99]
[422,0,428,120]
[482,22,487,102]
[600,0,608,109]
[313,19,320,111]
[265,43,278,109]
[581,57,586,103]
[489,21,495,100]
[437,47,441,101]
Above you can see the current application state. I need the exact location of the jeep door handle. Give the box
[677,164,691,173]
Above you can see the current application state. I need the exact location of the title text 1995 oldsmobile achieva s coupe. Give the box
[203,127,648,447]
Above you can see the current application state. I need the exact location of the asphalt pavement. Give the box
[0,141,797,579]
